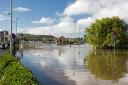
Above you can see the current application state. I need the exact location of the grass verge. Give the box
[0,51,39,85]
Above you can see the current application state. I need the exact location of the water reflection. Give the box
[20,45,92,85]
[20,45,128,85]
[85,50,128,83]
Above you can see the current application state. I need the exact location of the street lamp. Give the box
[9,0,13,55]
[73,20,77,76]
[16,18,19,35]
[74,20,77,44]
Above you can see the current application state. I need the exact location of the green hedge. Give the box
[0,51,39,85]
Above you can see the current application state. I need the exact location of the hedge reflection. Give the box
[85,50,128,83]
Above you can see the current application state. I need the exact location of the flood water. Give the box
[20,44,128,85]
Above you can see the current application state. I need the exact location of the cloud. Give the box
[54,16,75,36]
[0,14,5,21]
[22,16,86,38]
[0,28,3,31]
[55,12,64,17]
[32,17,55,25]
[0,14,8,21]
[13,7,31,12]
[21,26,54,36]
[63,0,128,35]
[63,0,128,18]
[63,0,128,19]
[64,0,100,16]
[77,17,94,28]
[22,0,128,38]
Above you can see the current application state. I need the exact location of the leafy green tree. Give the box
[86,16,128,48]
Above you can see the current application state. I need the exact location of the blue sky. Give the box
[0,0,84,37]
[0,0,73,27]
[0,0,128,37]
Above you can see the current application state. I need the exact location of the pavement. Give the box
[0,49,3,56]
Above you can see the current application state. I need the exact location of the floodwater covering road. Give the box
[19,44,128,85]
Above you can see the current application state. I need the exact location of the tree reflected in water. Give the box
[85,50,128,83]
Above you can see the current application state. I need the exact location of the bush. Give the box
[0,51,39,85]
[0,52,17,78]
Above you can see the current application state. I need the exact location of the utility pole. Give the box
[9,0,13,55]
[74,20,76,44]
[73,20,77,76]
[3,24,6,44]
[16,18,19,35]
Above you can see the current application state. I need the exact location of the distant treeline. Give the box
[19,34,85,44]
[19,34,57,43]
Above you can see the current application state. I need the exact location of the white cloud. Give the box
[21,26,55,36]
[54,16,75,36]
[22,0,128,37]
[63,0,128,18]
[62,0,128,36]
[22,16,85,37]
[0,28,3,31]
[32,17,55,25]
[64,0,100,16]
[77,17,94,28]
[13,7,31,12]
[55,12,64,17]
[0,14,8,21]
[0,14,5,21]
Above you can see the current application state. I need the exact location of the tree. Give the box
[86,16,128,49]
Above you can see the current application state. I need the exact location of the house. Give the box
[0,31,9,48]
[57,36,68,45]
[57,36,75,45]
[57,36,85,45]
[0,31,9,42]
[0,31,17,48]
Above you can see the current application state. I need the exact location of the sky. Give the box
[0,0,128,38]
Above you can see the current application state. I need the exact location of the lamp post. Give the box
[113,32,117,52]
[74,20,77,44]
[9,0,13,55]
[3,24,6,45]
[16,18,19,35]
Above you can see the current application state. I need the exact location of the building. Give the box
[0,31,9,42]
[0,31,9,48]
[57,36,75,45]
[57,36,66,45]
[57,36,85,45]
[0,30,17,48]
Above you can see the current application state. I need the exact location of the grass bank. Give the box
[0,51,39,85]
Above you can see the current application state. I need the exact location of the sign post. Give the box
[113,32,117,52]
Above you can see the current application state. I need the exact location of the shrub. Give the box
[0,51,39,85]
